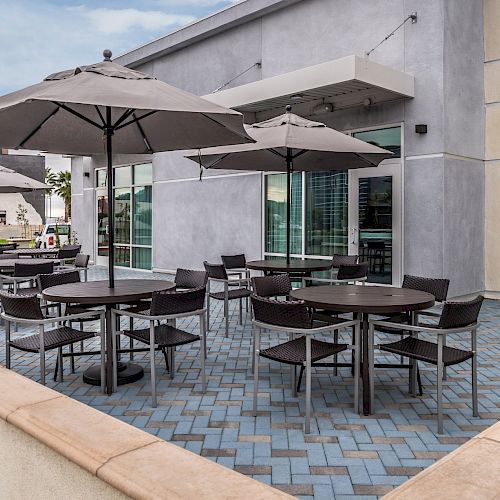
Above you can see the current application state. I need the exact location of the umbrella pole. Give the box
[105,106,115,287]
[286,149,292,264]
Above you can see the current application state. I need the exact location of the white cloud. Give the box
[0,1,202,94]
[69,6,194,34]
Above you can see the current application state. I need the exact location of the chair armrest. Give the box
[302,277,367,285]
[252,318,358,334]
[0,274,38,283]
[369,318,479,335]
[1,309,105,325]
[112,307,206,322]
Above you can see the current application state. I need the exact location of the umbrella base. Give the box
[83,362,144,386]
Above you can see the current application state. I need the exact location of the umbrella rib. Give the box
[292,149,308,159]
[205,152,231,169]
[52,102,103,130]
[94,106,106,127]
[114,110,158,131]
[113,108,135,129]
[200,112,251,142]
[18,107,60,148]
[132,112,153,153]
[353,152,378,167]
[268,148,286,159]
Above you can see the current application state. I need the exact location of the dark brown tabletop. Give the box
[247,259,332,273]
[42,279,175,304]
[5,248,58,257]
[0,258,60,269]
[290,284,435,314]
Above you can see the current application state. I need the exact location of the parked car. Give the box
[35,223,71,249]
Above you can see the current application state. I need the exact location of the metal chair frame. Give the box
[2,309,105,392]
[111,307,207,407]
[369,318,479,434]
[252,317,360,433]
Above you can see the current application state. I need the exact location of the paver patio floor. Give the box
[1,266,499,499]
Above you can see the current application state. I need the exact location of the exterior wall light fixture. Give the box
[415,124,428,134]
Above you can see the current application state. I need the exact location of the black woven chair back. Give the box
[14,261,54,277]
[332,254,358,267]
[175,268,208,289]
[56,245,81,260]
[252,274,292,298]
[0,243,17,253]
[0,253,17,260]
[0,291,44,320]
[203,261,228,280]
[402,275,450,303]
[251,295,312,329]
[75,253,90,268]
[38,270,80,291]
[337,262,369,280]
[221,254,246,269]
[438,295,484,329]
[150,286,206,316]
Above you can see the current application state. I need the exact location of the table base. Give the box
[83,361,144,386]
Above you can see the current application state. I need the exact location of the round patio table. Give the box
[43,279,175,393]
[290,285,435,415]
[247,258,332,276]
[5,248,58,258]
[0,258,60,270]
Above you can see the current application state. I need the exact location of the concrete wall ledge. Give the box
[0,367,292,499]
[383,420,500,499]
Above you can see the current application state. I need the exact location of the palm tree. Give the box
[53,170,72,221]
[44,167,57,218]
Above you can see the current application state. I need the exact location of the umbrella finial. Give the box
[286,105,292,113]
[103,49,112,62]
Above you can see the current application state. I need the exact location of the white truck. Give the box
[35,223,71,249]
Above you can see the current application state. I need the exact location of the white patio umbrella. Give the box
[187,106,393,262]
[0,50,253,286]
[0,165,47,192]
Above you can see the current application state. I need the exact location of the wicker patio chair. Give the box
[370,295,483,434]
[56,245,81,264]
[251,274,292,299]
[0,261,55,296]
[0,291,105,389]
[204,261,251,337]
[112,286,207,407]
[251,294,360,433]
[222,254,250,310]
[175,268,208,290]
[375,275,451,394]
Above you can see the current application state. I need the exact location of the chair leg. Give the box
[200,313,206,393]
[305,335,312,434]
[253,327,260,415]
[206,292,211,332]
[161,347,170,372]
[334,330,338,376]
[472,327,478,417]
[239,297,243,325]
[368,323,375,411]
[70,343,75,373]
[100,313,106,394]
[442,336,447,381]
[57,347,64,382]
[39,326,45,385]
[417,364,423,396]
[354,322,360,413]
[129,316,134,361]
[149,321,157,408]
[5,320,10,369]
[297,366,304,393]
[437,335,444,434]
[351,325,355,376]
[53,355,59,382]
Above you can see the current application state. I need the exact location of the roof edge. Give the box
[115,0,303,68]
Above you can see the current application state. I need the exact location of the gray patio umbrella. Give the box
[0,50,253,286]
[0,165,47,192]
[187,106,393,262]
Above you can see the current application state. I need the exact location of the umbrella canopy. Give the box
[186,107,393,261]
[0,165,47,193]
[0,50,253,286]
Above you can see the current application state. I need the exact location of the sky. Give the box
[0,0,240,95]
[1,0,239,219]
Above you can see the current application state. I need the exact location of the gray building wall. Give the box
[72,0,485,296]
[0,153,45,223]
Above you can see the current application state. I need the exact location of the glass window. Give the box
[305,171,348,256]
[132,247,152,270]
[96,169,107,188]
[265,173,302,254]
[114,189,131,244]
[134,163,152,185]
[133,186,152,246]
[114,166,132,188]
[353,127,401,158]
[114,245,131,267]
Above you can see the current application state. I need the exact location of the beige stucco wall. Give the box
[484,0,500,292]
[0,419,130,500]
